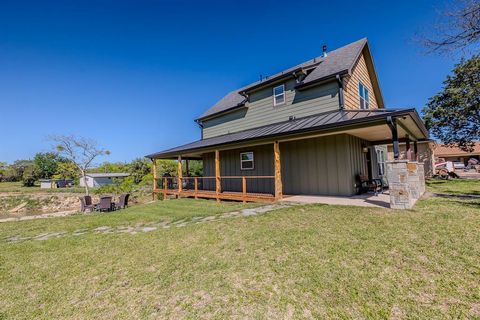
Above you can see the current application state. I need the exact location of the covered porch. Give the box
[151,142,282,203]
[147,109,429,204]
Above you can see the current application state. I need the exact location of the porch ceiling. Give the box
[146,108,429,159]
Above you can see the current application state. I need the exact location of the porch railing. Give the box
[154,176,275,202]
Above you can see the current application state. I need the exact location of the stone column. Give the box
[386,160,426,209]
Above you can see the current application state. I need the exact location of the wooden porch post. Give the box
[185,159,189,176]
[215,150,221,202]
[152,158,157,200]
[274,141,283,200]
[177,156,183,194]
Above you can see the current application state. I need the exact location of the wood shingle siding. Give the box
[202,79,340,139]
[344,53,379,110]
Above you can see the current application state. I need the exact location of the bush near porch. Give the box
[0,182,479,318]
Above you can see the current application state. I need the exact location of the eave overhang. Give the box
[146,109,429,160]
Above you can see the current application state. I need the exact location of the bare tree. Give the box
[50,135,110,195]
[420,0,480,54]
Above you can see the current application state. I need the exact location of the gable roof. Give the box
[197,38,383,121]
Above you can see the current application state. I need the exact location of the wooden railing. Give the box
[154,176,275,202]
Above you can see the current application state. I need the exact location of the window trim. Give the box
[377,149,386,176]
[273,84,286,106]
[359,82,370,109]
[240,151,255,170]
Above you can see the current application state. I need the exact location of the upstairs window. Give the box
[359,82,370,109]
[240,152,254,170]
[273,84,285,106]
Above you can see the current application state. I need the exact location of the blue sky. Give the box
[0,0,457,164]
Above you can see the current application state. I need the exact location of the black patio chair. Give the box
[114,193,130,210]
[355,174,383,196]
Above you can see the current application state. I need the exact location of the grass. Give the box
[0,181,85,194]
[0,183,479,318]
[426,178,480,195]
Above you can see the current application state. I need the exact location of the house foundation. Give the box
[386,160,425,209]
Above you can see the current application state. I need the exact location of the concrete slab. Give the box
[281,193,390,208]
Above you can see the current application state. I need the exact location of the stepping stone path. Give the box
[3,203,295,243]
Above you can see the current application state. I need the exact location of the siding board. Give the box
[203,80,340,138]
[344,53,379,110]
[202,134,368,196]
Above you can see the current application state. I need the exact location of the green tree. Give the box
[423,55,480,151]
[53,161,79,181]
[22,166,37,187]
[33,152,62,179]
[128,158,152,183]
[5,160,35,182]
[95,161,129,174]
[0,162,6,181]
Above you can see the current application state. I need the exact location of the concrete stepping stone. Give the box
[140,227,157,232]
[34,232,66,241]
[93,226,111,232]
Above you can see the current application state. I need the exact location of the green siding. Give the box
[201,134,369,196]
[281,134,368,196]
[202,144,274,194]
[202,80,340,138]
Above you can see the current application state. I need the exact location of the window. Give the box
[359,82,370,109]
[377,149,386,176]
[240,152,254,170]
[273,84,285,106]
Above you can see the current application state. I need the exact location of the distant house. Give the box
[434,142,480,165]
[40,179,74,189]
[79,173,130,188]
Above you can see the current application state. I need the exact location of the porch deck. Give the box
[153,175,277,203]
[153,188,275,202]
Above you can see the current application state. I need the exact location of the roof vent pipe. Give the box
[322,45,328,57]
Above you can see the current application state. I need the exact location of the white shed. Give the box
[79,173,130,188]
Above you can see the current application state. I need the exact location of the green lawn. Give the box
[0,184,479,318]
[426,179,480,195]
[0,181,85,194]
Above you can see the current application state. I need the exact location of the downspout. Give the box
[195,120,204,140]
[336,74,345,110]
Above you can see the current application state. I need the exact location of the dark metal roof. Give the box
[197,38,375,121]
[146,109,427,159]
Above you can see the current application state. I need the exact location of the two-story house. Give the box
[146,38,429,202]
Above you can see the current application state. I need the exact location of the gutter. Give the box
[336,74,345,109]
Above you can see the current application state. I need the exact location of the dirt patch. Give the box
[0,193,88,217]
